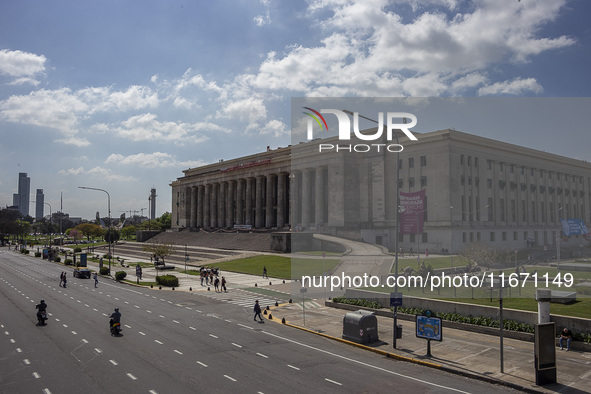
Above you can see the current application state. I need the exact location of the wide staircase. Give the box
[150,230,272,252]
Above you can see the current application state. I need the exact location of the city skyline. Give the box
[1,0,590,220]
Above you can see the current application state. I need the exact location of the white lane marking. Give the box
[82,339,89,344]
[23,359,31,365]
[155,340,163,344]
[55,318,60,322]
[173,320,180,324]
[94,348,102,354]
[288,365,300,370]
[232,343,242,348]
[71,331,77,335]
[209,334,218,338]
[139,331,146,336]
[114,297,119,300]
[189,326,196,331]
[124,324,131,329]
[134,305,140,309]
[225,319,232,323]
[110,359,118,366]
[185,307,192,310]
[16,348,22,352]
[10,338,15,343]
[124,301,129,304]
[196,361,208,367]
[149,390,158,394]
[93,308,98,312]
[33,372,41,378]
[84,304,89,307]
[146,310,152,313]
[62,324,68,328]
[160,299,165,301]
[325,378,342,386]
[42,388,52,394]
[262,331,472,394]
[224,375,236,382]
[237,323,253,330]
[256,352,268,358]
[174,350,183,355]
[195,310,202,313]
[158,315,165,319]
[3,331,8,335]
[127,373,137,380]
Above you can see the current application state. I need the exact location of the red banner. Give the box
[399,190,425,234]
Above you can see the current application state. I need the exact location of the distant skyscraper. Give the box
[13,194,18,207]
[35,189,45,220]
[150,188,157,220]
[16,172,30,217]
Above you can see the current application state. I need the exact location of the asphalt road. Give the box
[0,250,515,394]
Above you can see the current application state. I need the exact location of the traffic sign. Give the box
[390,292,402,307]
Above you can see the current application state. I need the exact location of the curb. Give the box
[264,305,545,394]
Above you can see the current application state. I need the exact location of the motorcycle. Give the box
[110,321,122,336]
[37,311,47,326]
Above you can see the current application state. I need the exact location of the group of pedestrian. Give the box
[58,272,67,287]
[199,266,220,286]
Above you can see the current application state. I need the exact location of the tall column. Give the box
[196,185,204,228]
[218,182,226,228]
[291,171,300,228]
[189,186,197,228]
[236,179,244,225]
[266,174,274,228]
[302,169,312,228]
[315,168,325,227]
[277,173,286,228]
[204,184,211,228]
[227,181,235,228]
[245,178,253,226]
[255,176,263,228]
[211,183,218,228]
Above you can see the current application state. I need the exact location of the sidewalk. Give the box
[260,301,591,394]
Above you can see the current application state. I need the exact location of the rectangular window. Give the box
[475,197,481,221]
[476,232,481,241]
[531,201,536,222]
[510,164,514,173]
[420,176,427,187]
[500,199,505,222]
[522,200,526,222]
[511,199,516,222]
[524,231,528,241]
[420,156,427,166]
[409,158,414,168]
[469,232,474,242]
[487,198,493,221]
[463,232,466,243]
[502,232,507,241]
[461,196,466,221]
[513,231,518,241]
[460,155,464,165]
[467,156,471,166]
[408,177,415,187]
[540,170,544,178]
[422,233,428,243]
[499,162,504,171]
[487,179,492,189]
[490,232,495,242]
[474,157,478,167]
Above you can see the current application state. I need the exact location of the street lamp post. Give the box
[79,186,112,275]
[343,110,402,348]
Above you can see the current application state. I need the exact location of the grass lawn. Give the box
[212,255,341,280]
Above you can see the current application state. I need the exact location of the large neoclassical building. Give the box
[170,128,591,253]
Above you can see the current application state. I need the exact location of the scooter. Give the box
[110,321,122,336]
[37,311,47,326]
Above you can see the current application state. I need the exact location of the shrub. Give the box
[100,267,110,275]
[35,252,42,257]
[23,249,30,254]
[103,254,112,259]
[64,259,73,266]
[332,297,381,309]
[73,247,82,253]
[115,271,127,281]
[156,274,179,287]
[54,257,61,263]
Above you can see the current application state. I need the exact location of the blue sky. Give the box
[0,0,589,220]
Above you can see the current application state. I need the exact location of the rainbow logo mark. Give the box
[303,107,328,140]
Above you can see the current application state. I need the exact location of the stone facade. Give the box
[171,129,591,253]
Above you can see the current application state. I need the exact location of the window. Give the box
[510,164,514,173]
[540,170,544,178]
[522,200,526,222]
[474,157,478,167]
[420,176,427,187]
[487,198,493,221]
[502,232,507,241]
[513,231,518,241]
[487,179,492,189]
[520,166,525,175]
[420,156,427,166]
[499,162,504,171]
[398,179,403,188]
[469,232,474,242]
[476,232,481,241]
[408,177,415,187]
[490,232,495,242]
[511,199,516,222]
[500,199,505,222]
[531,201,536,222]
[523,231,528,241]
[460,155,464,165]
[487,159,492,170]
[409,158,414,168]
[422,233,428,243]
[530,168,534,176]
[462,232,466,243]
[467,156,471,166]
[461,175,465,186]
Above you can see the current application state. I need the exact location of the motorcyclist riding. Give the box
[36,299,47,325]
[109,307,121,335]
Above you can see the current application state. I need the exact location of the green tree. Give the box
[121,225,136,240]
[0,208,22,235]
[104,228,120,244]
[75,223,103,240]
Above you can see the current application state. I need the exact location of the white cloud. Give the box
[106,152,206,168]
[97,113,226,144]
[217,97,267,125]
[477,78,543,96]
[0,49,46,78]
[259,119,288,137]
[79,85,159,113]
[59,166,134,182]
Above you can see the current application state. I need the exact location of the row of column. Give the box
[187,173,289,229]
[291,166,328,229]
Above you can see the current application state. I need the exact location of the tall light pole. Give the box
[343,110,402,348]
[79,186,112,274]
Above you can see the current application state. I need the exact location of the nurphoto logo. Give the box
[303,108,418,153]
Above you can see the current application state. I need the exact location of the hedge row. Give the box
[156,275,179,287]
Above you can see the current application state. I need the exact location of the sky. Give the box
[0,0,590,221]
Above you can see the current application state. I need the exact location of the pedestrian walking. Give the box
[214,277,220,292]
[62,274,67,288]
[200,272,204,286]
[93,272,98,288]
[263,266,268,279]
[253,300,263,322]
[221,276,227,292]
[59,272,64,287]
[425,248,429,257]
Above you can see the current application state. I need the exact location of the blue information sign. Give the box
[390,292,403,307]
[416,315,442,341]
